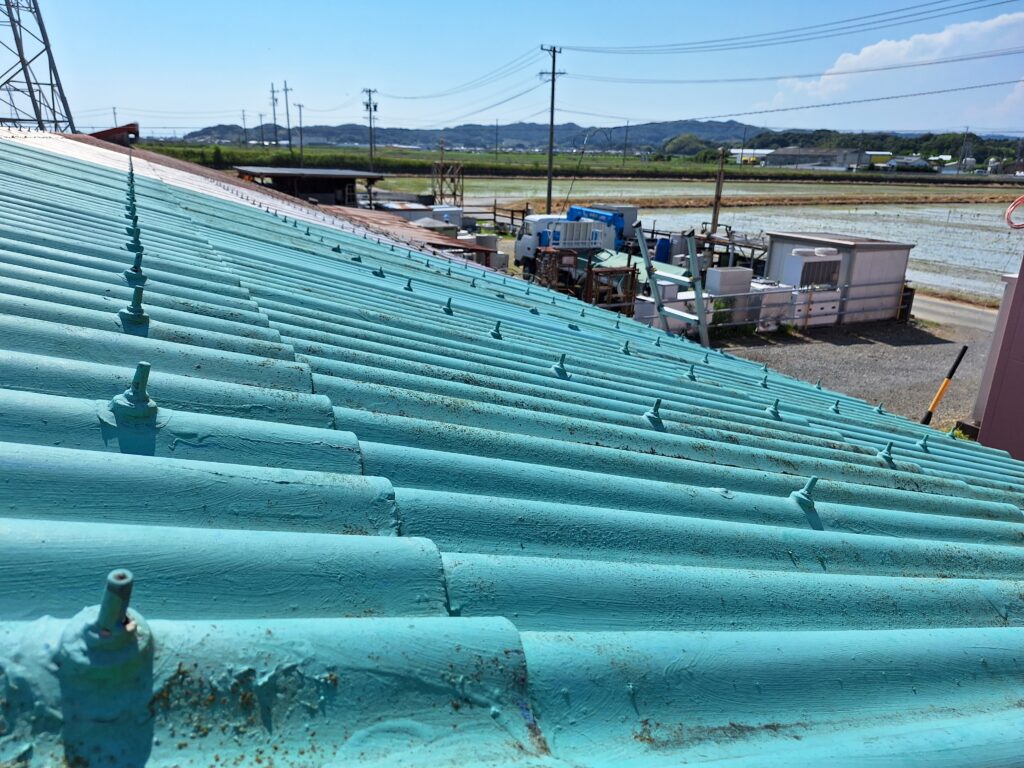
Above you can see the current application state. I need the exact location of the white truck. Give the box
[513,214,617,269]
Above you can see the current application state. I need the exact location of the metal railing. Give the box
[683,279,916,331]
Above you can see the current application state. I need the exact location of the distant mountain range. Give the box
[178,119,762,151]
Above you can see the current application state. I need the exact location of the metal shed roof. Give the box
[767,231,916,249]
[234,165,386,180]
[1,129,1023,766]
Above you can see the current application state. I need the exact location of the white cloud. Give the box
[774,11,1024,103]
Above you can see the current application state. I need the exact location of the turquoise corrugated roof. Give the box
[1,131,1023,767]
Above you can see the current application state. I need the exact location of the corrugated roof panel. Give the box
[1,130,1023,766]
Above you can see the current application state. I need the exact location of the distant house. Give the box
[762,146,864,169]
[864,150,893,166]
[884,156,932,171]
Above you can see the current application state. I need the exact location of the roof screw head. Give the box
[703,352,710,364]
[294,220,299,228]
[96,569,134,637]
[615,318,620,329]
[686,364,697,382]
[471,278,477,287]
[305,227,311,235]
[766,398,781,419]
[790,476,824,530]
[760,374,769,388]
[127,285,145,315]
[654,336,661,347]
[404,278,414,292]
[110,361,158,419]
[490,321,503,340]
[815,379,823,390]
[552,353,571,379]
[447,267,452,276]
[568,323,580,331]
[580,308,586,317]
[916,434,930,452]
[621,340,631,355]
[443,298,454,315]
[332,244,341,253]
[644,398,665,430]
[372,266,386,278]
[829,399,841,414]
[529,306,540,314]
[874,402,885,414]
[878,441,895,465]
[525,285,531,295]
[351,255,362,262]
[762,363,769,372]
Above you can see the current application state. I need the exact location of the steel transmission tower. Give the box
[0,0,75,131]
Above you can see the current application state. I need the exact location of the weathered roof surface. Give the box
[767,231,916,249]
[2,129,1024,766]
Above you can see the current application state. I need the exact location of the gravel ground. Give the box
[724,320,991,432]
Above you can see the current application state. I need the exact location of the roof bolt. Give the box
[404,278,414,292]
[654,336,661,347]
[471,278,477,287]
[703,352,710,364]
[442,298,454,316]
[790,476,824,530]
[615,318,620,329]
[766,398,782,419]
[644,398,665,430]
[525,285,531,295]
[580,308,586,317]
[305,227,311,235]
[878,441,895,465]
[372,266,386,278]
[760,374,769,388]
[529,306,540,314]
[447,267,452,276]
[294,220,299,228]
[874,402,885,414]
[568,323,580,331]
[490,321,503,340]
[621,340,631,355]
[552,353,571,379]
[496,292,506,299]
[829,399,841,414]
[127,285,145,315]
[686,364,697,382]
[762,363,769,372]
[351,255,362,263]
[109,361,158,420]
[916,434,931,452]
[815,379,823,390]
[332,244,341,253]
[96,569,134,637]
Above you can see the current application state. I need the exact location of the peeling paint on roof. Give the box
[1,129,1023,766]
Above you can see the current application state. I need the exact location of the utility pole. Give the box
[494,118,499,162]
[270,83,279,145]
[282,80,293,158]
[540,45,562,214]
[710,147,726,235]
[241,109,247,146]
[258,112,265,146]
[362,88,378,170]
[112,106,117,126]
[621,119,630,167]
[296,103,304,167]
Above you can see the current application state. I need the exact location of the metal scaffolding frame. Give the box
[0,0,74,132]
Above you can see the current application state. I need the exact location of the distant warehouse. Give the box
[763,146,864,170]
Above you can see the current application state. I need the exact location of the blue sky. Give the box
[45,0,1024,136]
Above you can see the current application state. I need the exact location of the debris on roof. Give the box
[2,128,1024,766]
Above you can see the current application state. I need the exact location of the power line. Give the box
[564,45,1024,85]
[556,78,1024,123]
[379,49,543,100]
[561,0,1020,54]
